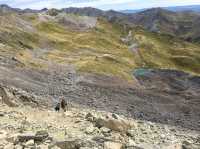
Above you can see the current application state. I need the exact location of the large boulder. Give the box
[25,139,35,147]
[17,133,36,142]
[4,143,14,149]
[50,138,97,149]
[104,141,123,149]
[181,141,199,149]
[95,117,134,133]
[52,139,81,149]
[0,130,7,140]
[0,86,18,107]
[35,130,49,142]
[17,130,49,143]
[126,143,160,149]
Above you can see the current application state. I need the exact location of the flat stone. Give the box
[38,144,49,149]
[85,126,95,134]
[4,143,14,149]
[0,86,18,107]
[0,112,5,117]
[112,114,118,119]
[104,142,123,149]
[163,143,182,149]
[127,138,136,146]
[6,133,20,144]
[85,113,94,122]
[0,131,7,140]
[35,130,49,142]
[25,139,34,146]
[129,143,160,149]
[95,117,132,133]
[14,145,23,149]
[182,140,199,149]
[45,139,52,144]
[127,129,135,137]
[100,127,111,133]
[17,133,35,142]
[52,139,82,149]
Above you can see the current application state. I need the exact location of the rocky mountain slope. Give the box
[47,6,200,43]
[127,8,200,42]
[0,5,200,149]
[0,98,200,149]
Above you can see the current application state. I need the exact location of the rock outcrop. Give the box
[0,86,18,107]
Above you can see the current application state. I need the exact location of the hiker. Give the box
[60,98,66,112]
[54,102,60,112]
[54,98,68,112]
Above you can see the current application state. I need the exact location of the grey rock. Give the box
[4,143,14,149]
[51,139,82,149]
[85,113,94,122]
[128,143,160,149]
[0,86,18,107]
[92,136,111,144]
[126,138,136,147]
[112,114,118,119]
[104,141,123,149]
[6,134,19,144]
[37,144,49,149]
[162,143,183,149]
[0,112,4,117]
[35,130,49,142]
[85,126,95,134]
[17,131,49,143]
[182,140,199,149]
[14,145,23,149]
[100,127,111,133]
[25,139,35,146]
[95,117,132,133]
[17,133,36,142]
[127,129,135,137]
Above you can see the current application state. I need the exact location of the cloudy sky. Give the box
[0,0,200,10]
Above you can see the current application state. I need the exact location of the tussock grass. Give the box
[1,13,200,80]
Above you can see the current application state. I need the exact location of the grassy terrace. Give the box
[132,28,200,75]
[35,18,136,80]
[0,13,200,81]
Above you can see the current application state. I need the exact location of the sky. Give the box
[0,0,200,10]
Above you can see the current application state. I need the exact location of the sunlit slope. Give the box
[0,12,199,80]
[36,18,136,80]
[132,28,200,74]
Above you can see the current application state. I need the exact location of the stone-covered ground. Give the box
[0,103,199,149]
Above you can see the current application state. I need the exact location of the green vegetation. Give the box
[132,28,200,75]
[0,13,200,81]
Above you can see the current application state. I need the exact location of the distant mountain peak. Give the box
[0,4,21,13]
[140,7,175,15]
[121,5,200,14]
[0,4,10,8]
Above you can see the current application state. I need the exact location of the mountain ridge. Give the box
[121,5,200,13]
